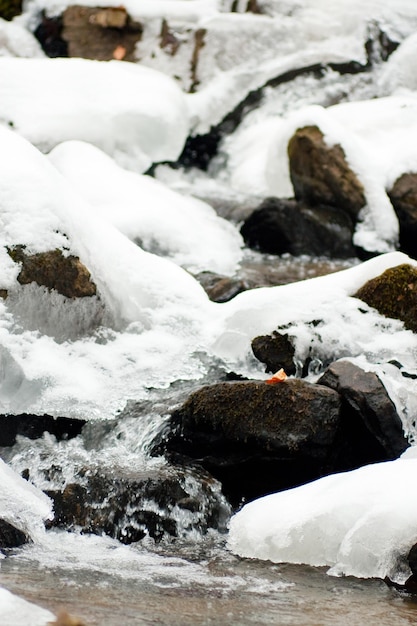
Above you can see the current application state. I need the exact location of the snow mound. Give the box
[48,140,243,275]
[228,456,417,583]
[0,57,189,171]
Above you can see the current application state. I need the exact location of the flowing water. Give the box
[0,250,415,625]
[1,538,417,625]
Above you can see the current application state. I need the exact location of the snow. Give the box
[228,456,417,584]
[0,57,189,171]
[0,587,54,626]
[25,0,220,21]
[0,17,44,58]
[48,140,243,275]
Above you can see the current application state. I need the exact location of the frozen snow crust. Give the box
[228,455,417,584]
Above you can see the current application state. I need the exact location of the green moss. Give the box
[0,0,22,20]
[354,264,417,332]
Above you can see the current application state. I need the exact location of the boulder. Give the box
[47,464,230,543]
[251,331,296,375]
[318,360,408,461]
[36,6,143,61]
[240,197,355,257]
[0,518,27,550]
[0,0,22,21]
[353,263,417,333]
[388,173,417,258]
[8,246,97,298]
[287,125,366,220]
[160,379,341,504]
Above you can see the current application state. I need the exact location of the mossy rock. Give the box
[354,263,417,332]
[8,246,97,298]
[0,0,22,20]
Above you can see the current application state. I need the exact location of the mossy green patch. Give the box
[354,263,417,332]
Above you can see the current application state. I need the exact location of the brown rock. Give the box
[61,6,142,62]
[8,246,97,298]
[288,125,366,220]
[195,271,252,302]
[354,263,417,332]
[388,172,417,258]
[163,379,341,503]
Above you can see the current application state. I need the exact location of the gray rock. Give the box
[318,360,408,459]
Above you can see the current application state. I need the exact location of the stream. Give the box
[0,253,414,625]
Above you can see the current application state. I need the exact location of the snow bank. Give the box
[0,587,54,626]
[0,57,189,171]
[48,140,243,275]
[228,456,417,583]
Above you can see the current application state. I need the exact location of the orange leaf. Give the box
[265,368,287,384]
[113,45,127,60]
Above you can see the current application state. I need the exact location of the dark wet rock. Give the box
[34,13,68,57]
[354,263,417,333]
[240,197,355,257]
[8,246,97,298]
[229,0,261,12]
[251,332,296,375]
[47,464,231,543]
[159,379,341,504]
[318,360,408,460]
[0,414,86,447]
[37,6,143,61]
[288,125,366,220]
[388,173,417,258]
[0,518,28,550]
[195,271,254,302]
[0,0,22,20]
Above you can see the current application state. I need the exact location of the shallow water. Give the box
[1,536,417,626]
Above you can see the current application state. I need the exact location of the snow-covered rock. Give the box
[228,455,417,583]
[0,56,189,171]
